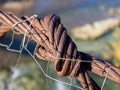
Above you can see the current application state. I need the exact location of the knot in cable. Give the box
[1,10,120,90]
[37,14,82,77]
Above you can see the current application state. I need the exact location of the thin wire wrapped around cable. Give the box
[0,10,120,90]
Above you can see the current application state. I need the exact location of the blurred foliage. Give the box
[0,58,51,90]
[12,63,48,90]
[111,28,120,66]
[0,0,120,90]
[111,42,120,66]
[102,27,120,67]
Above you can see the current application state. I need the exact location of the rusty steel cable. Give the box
[0,10,120,90]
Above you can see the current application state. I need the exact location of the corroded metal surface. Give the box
[0,10,120,90]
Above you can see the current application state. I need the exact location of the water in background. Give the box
[0,0,120,90]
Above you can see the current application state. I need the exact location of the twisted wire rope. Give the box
[0,11,120,90]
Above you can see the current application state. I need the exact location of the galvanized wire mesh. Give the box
[0,10,120,90]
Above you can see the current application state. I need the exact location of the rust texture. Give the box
[0,10,120,90]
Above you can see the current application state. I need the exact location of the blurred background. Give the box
[0,0,120,90]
